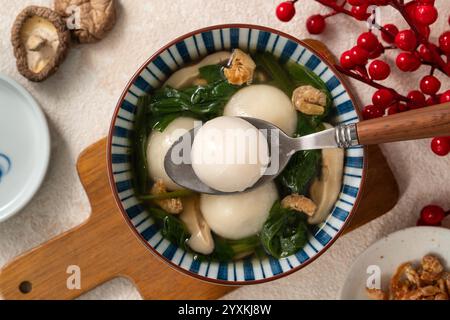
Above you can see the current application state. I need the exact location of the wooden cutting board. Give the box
[0,40,399,300]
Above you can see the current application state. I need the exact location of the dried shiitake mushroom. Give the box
[54,0,117,44]
[11,6,70,82]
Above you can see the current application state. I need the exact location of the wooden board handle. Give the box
[357,102,450,145]
[0,140,234,300]
[0,216,130,299]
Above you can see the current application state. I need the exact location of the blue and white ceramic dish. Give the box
[0,75,50,222]
[107,25,366,284]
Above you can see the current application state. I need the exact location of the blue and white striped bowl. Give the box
[107,25,366,284]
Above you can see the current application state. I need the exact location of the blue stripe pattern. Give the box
[110,26,364,283]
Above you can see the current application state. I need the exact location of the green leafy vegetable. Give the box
[285,62,328,91]
[253,53,295,96]
[277,149,321,196]
[260,201,308,258]
[149,208,190,249]
[206,235,261,262]
[295,113,325,137]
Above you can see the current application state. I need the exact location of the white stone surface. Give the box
[0,0,449,300]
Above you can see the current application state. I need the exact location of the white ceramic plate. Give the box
[339,226,450,299]
[0,75,50,222]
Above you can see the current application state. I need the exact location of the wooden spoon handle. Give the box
[356,102,450,145]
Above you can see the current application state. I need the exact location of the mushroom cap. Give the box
[11,6,70,82]
[54,0,117,44]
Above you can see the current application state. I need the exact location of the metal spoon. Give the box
[164,103,450,195]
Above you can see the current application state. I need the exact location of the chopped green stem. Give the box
[139,189,194,201]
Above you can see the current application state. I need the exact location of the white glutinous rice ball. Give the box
[191,116,269,193]
[224,84,297,136]
[200,182,278,240]
[146,117,198,190]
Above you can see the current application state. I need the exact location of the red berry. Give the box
[405,1,419,22]
[348,0,367,5]
[396,52,421,72]
[372,89,395,108]
[419,0,435,4]
[420,75,441,95]
[407,90,426,108]
[351,5,370,21]
[426,95,439,106]
[440,90,450,103]
[382,24,399,43]
[395,29,417,51]
[368,60,390,80]
[420,205,446,225]
[350,46,369,65]
[438,31,450,54]
[306,15,326,34]
[276,1,296,22]
[357,32,379,52]
[431,137,450,156]
[398,103,409,112]
[416,24,431,39]
[386,104,399,115]
[368,43,384,59]
[362,105,383,119]
[418,44,434,62]
[415,5,438,25]
[340,50,355,69]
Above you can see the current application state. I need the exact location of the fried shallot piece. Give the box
[365,288,387,300]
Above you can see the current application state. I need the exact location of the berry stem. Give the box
[323,11,339,19]
[389,1,450,76]
[314,0,353,16]
[335,64,409,102]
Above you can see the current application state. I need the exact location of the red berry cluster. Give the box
[276,0,450,156]
[417,204,449,226]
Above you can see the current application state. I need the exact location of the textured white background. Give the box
[0,0,449,300]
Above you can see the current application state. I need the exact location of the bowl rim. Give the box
[0,74,51,223]
[107,23,368,285]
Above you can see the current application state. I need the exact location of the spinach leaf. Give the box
[199,65,224,83]
[278,113,324,196]
[149,208,190,249]
[253,53,295,96]
[277,149,321,196]
[284,62,333,118]
[145,80,239,130]
[260,201,308,258]
[295,113,326,137]
[285,62,328,91]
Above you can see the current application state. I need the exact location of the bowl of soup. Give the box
[107,24,366,284]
